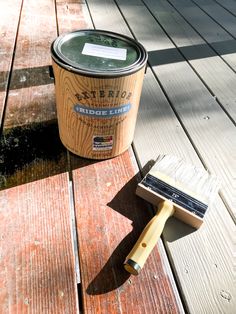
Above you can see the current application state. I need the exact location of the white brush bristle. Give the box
[150,155,220,204]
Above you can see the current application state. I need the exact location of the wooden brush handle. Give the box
[124,201,174,275]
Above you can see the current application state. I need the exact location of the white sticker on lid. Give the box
[82,43,127,61]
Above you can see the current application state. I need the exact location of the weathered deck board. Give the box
[143,0,236,122]
[0,174,78,313]
[168,0,236,71]
[72,150,183,314]
[55,0,93,34]
[4,0,57,129]
[0,0,22,127]
[0,0,68,190]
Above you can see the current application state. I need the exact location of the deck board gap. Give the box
[67,150,78,281]
[139,60,223,178]
[77,283,84,314]
[84,0,96,29]
[190,0,236,39]
[159,236,188,314]
[53,0,60,36]
[69,180,81,284]
[113,0,137,38]
[214,0,236,17]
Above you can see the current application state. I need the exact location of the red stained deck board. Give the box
[72,150,180,314]
[0,0,23,125]
[56,0,92,34]
[4,0,57,129]
[0,0,68,190]
[0,173,78,313]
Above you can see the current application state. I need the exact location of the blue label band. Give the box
[74,103,131,118]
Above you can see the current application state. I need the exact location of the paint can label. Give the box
[93,135,113,151]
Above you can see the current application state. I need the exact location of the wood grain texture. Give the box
[168,0,236,71]
[1,1,235,314]
[0,0,22,126]
[56,0,93,34]
[53,60,145,159]
[72,149,183,314]
[0,174,78,313]
[143,0,236,121]
[4,0,57,129]
[0,0,68,190]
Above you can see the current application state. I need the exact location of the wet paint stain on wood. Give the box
[0,121,68,190]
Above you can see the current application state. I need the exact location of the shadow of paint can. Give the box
[51,29,147,159]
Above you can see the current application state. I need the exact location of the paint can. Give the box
[51,29,147,159]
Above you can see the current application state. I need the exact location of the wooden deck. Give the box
[0,0,235,313]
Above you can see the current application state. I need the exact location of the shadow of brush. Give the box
[86,161,155,295]
[85,158,195,295]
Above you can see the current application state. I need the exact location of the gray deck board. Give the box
[192,0,236,37]
[168,0,236,71]
[215,0,236,16]
[87,0,236,313]
[116,0,236,222]
[144,0,236,122]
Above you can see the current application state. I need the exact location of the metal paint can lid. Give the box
[51,29,147,77]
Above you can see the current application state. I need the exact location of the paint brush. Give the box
[124,155,219,275]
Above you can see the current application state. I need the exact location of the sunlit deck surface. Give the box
[0,0,235,313]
